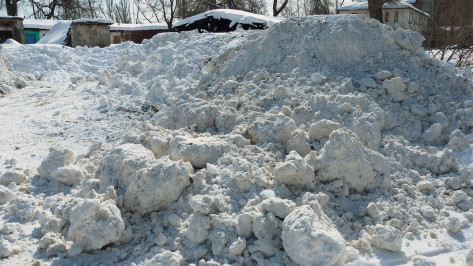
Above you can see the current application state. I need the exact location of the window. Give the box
[384,12,390,22]
[409,12,413,24]
[394,11,399,22]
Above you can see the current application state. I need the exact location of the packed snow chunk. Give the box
[0,186,12,205]
[261,197,296,219]
[145,131,172,159]
[375,70,392,81]
[229,237,247,256]
[141,250,183,266]
[423,123,444,144]
[316,129,389,192]
[420,205,435,219]
[189,195,214,214]
[0,240,15,258]
[282,205,347,266]
[37,147,74,180]
[286,129,311,156]
[8,195,37,220]
[274,151,315,187]
[410,255,436,266]
[38,232,68,257]
[382,77,407,102]
[451,190,469,204]
[55,165,87,186]
[124,157,192,214]
[185,213,211,244]
[370,225,402,252]
[416,180,435,192]
[0,169,26,185]
[466,248,473,266]
[170,136,235,168]
[311,72,326,84]
[308,119,340,141]
[68,199,125,251]
[443,216,462,233]
[96,143,156,192]
[248,113,296,144]
[157,94,218,132]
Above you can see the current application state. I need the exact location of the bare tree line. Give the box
[2,0,337,25]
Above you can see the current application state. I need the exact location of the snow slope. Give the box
[0,15,473,265]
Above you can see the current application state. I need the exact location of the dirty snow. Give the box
[1,14,473,265]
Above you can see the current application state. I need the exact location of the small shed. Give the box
[0,16,24,44]
[110,23,170,44]
[23,19,62,44]
[173,9,283,32]
[70,18,114,48]
[338,0,429,31]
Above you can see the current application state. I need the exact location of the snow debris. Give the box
[466,248,473,265]
[170,135,236,168]
[0,169,27,185]
[308,119,340,141]
[274,150,315,187]
[410,255,436,266]
[383,77,407,102]
[370,224,402,252]
[282,205,347,266]
[38,232,68,257]
[37,148,75,180]
[315,129,389,192]
[141,250,183,265]
[1,14,473,266]
[68,199,125,251]
[123,156,192,214]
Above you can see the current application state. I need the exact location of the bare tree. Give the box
[368,0,384,22]
[273,0,288,16]
[100,0,132,23]
[5,0,21,16]
[134,0,176,28]
[424,0,473,67]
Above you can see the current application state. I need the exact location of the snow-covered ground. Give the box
[1,14,473,265]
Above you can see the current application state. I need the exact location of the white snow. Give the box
[110,23,168,31]
[73,18,114,24]
[0,14,473,266]
[37,21,72,45]
[23,19,64,30]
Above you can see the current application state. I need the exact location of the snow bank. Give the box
[0,47,28,93]
[1,14,473,266]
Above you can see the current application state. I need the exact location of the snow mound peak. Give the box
[223,15,424,75]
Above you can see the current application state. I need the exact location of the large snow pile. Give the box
[0,47,29,94]
[1,14,473,265]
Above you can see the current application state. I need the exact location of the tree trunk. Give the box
[6,0,19,16]
[368,0,384,23]
[273,0,289,17]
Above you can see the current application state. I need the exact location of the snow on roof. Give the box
[73,18,114,24]
[110,23,168,31]
[23,19,67,30]
[337,1,369,11]
[37,21,71,45]
[338,0,428,16]
[174,9,284,29]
